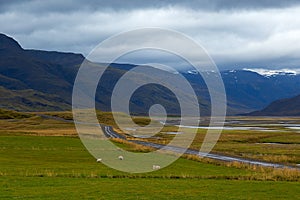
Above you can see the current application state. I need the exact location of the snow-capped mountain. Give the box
[243,68,300,77]
[181,68,300,114]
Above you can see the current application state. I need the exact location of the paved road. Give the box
[102,125,126,140]
[38,114,299,169]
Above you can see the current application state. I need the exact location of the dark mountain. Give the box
[0,86,71,111]
[247,94,300,116]
[178,69,300,114]
[1,33,300,116]
[26,50,85,67]
[0,33,22,52]
[0,33,76,109]
[220,70,300,110]
[0,33,208,115]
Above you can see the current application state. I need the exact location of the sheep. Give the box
[118,155,124,160]
[152,165,161,170]
[96,158,102,162]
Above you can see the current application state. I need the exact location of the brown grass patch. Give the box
[182,154,300,181]
[111,138,155,153]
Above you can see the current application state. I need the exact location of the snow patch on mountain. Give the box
[243,68,300,77]
[187,70,198,74]
[186,70,217,74]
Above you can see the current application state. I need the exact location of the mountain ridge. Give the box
[1,33,300,116]
[247,94,300,116]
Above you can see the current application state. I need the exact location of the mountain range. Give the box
[1,33,300,116]
[247,94,300,116]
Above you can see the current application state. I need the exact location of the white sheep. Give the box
[118,155,124,160]
[152,165,161,170]
[96,158,102,162]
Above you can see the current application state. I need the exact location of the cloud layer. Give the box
[1,0,300,69]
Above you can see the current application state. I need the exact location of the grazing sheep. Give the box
[118,155,124,160]
[152,165,161,170]
[96,158,102,162]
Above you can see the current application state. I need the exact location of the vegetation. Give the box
[111,138,155,153]
[1,177,299,200]
[0,112,75,136]
[0,110,299,199]
[199,129,300,165]
[2,110,299,165]
[0,86,71,112]
[0,108,33,119]
[0,135,299,199]
[132,117,151,126]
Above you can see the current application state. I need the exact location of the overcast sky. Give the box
[1,0,300,69]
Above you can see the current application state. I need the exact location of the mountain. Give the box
[0,33,209,115]
[220,69,300,111]
[247,94,300,116]
[0,33,79,110]
[178,68,300,114]
[1,33,300,115]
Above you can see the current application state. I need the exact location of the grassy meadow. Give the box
[0,109,299,199]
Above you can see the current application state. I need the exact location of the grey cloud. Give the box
[1,0,300,14]
[1,1,300,69]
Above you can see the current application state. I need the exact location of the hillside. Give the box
[0,33,76,110]
[1,33,300,115]
[0,33,209,115]
[247,94,300,116]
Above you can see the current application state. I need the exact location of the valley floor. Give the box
[0,112,299,199]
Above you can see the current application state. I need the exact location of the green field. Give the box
[2,177,300,200]
[0,110,300,199]
[0,135,299,199]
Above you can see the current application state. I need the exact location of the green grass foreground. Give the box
[2,177,299,200]
[0,135,299,199]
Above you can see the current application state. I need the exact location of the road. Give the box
[102,125,126,140]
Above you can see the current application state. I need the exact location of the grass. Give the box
[1,177,300,200]
[0,110,300,199]
[111,138,155,153]
[0,86,71,112]
[0,135,299,199]
[0,108,33,119]
[39,110,152,126]
[0,135,252,178]
[210,130,300,165]
[2,109,300,165]
[0,110,76,136]
[1,110,299,165]
[154,128,300,165]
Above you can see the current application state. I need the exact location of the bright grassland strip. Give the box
[1,177,300,200]
[0,135,299,200]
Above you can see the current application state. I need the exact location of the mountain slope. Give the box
[0,33,74,99]
[247,94,300,116]
[0,86,71,111]
[1,33,300,115]
[0,33,209,115]
[221,69,300,110]
[179,69,300,114]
